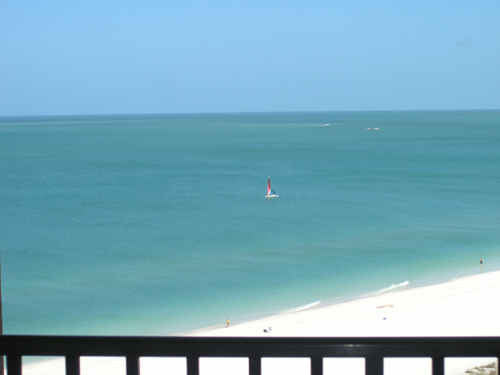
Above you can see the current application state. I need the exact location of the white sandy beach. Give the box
[189,270,500,338]
[18,270,500,375]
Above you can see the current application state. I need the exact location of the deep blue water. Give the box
[1,111,499,335]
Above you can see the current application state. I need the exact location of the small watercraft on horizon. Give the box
[265,176,278,198]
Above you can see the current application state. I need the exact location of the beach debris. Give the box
[465,361,497,375]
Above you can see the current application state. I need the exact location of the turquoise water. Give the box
[1,111,499,336]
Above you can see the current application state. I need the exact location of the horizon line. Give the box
[1,108,499,120]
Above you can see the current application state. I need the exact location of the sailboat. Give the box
[265,176,278,198]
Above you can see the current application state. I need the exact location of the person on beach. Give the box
[480,258,483,264]
[226,318,230,328]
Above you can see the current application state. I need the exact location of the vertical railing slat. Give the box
[65,355,80,375]
[126,356,140,375]
[432,357,444,375]
[187,356,199,375]
[365,356,383,375]
[6,355,22,375]
[311,357,323,375]
[249,357,261,375]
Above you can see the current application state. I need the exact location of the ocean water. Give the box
[1,111,499,336]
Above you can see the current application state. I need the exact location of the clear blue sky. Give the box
[1,0,499,116]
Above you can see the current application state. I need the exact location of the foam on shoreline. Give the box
[374,280,410,295]
[276,300,321,315]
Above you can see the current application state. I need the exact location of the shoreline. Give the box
[185,268,500,337]
[18,269,500,375]
[176,263,491,338]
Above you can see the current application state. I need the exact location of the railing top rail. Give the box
[2,335,500,358]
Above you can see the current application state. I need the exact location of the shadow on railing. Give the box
[1,335,499,375]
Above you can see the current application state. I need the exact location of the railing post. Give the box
[311,357,323,375]
[187,356,199,375]
[249,357,261,375]
[432,357,444,375]
[126,356,140,375]
[365,356,383,375]
[65,355,80,375]
[6,355,22,375]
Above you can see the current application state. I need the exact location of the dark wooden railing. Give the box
[1,335,499,375]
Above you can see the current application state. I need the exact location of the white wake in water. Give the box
[277,301,321,315]
[374,281,410,295]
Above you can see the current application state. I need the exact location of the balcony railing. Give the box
[1,335,499,375]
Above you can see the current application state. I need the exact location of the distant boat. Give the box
[265,176,278,198]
